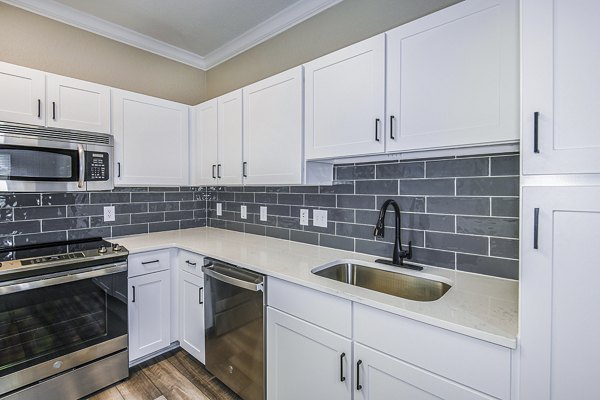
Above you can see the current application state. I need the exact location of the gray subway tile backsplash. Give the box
[0,153,520,280]
[206,152,520,280]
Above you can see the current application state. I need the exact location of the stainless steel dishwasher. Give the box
[202,258,265,400]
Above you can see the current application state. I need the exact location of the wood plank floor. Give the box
[87,349,241,400]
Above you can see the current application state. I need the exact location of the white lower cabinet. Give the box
[179,269,205,363]
[519,186,600,399]
[266,307,351,400]
[128,269,171,361]
[354,343,491,400]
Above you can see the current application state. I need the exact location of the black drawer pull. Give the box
[374,119,380,142]
[534,111,540,153]
[356,360,363,390]
[212,164,216,179]
[217,164,222,178]
[141,259,160,265]
[132,286,136,303]
[534,208,540,249]
[37,99,41,118]
[117,162,121,178]
[186,260,197,266]
[243,162,248,178]
[199,287,204,304]
[340,352,346,382]
[52,102,56,120]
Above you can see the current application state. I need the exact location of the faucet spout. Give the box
[373,199,418,269]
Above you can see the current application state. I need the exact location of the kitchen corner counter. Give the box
[114,227,518,348]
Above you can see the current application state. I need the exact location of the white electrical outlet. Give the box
[260,206,268,221]
[216,203,223,216]
[241,205,248,219]
[299,209,309,226]
[103,206,115,222]
[313,209,328,227]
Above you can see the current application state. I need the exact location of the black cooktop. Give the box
[0,237,128,282]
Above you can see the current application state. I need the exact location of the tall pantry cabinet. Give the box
[519,1,600,399]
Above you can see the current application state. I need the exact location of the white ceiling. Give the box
[3,0,343,69]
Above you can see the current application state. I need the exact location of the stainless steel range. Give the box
[0,237,129,400]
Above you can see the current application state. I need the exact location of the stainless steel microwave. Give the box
[0,122,114,192]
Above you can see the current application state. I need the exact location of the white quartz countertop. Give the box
[114,227,518,348]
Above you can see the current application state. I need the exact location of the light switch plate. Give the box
[103,206,115,222]
[241,205,247,219]
[260,206,268,221]
[313,209,328,227]
[216,203,223,216]
[300,209,309,226]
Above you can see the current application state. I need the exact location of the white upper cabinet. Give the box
[0,62,45,126]
[520,186,600,399]
[112,89,189,186]
[386,0,519,152]
[192,99,219,186]
[191,90,243,186]
[243,66,303,185]
[217,89,243,185]
[46,74,110,134]
[522,0,600,175]
[304,35,386,159]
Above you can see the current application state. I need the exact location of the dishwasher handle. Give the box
[202,262,264,292]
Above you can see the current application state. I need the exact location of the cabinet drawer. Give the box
[128,250,170,278]
[177,250,205,277]
[267,277,352,338]
[354,303,511,400]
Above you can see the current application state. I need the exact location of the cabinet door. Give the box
[191,99,218,186]
[112,89,189,186]
[243,67,303,185]
[520,186,600,399]
[354,343,491,400]
[217,89,243,185]
[46,74,110,133]
[179,270,205,363]
[129,270,171,361]
[522,0,600,174]
[386,0,519,152]
[0,61,45,126]
[305,35,385,159]
[267,307,351,400]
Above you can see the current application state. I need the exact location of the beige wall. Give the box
[0,3,206,105]
[206,0,461,99]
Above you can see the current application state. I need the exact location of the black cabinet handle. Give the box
[132,286,136,303]
[534,112,540,153]
[243,162,248,178]
[37,99,41,118]
[117,162,121,178]
[212,164,216,179]
[340,353,346,382]
[141,259,159,265]
[534,208,540,249]
[375,119,380,142]
[186,260,197,266]
[390,115,395,140]
[52,101,56,121]
[217,164,222,178]
[356,360,363,390]
[199,287,204,304]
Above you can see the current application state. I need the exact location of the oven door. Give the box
[0,263,128,397]
[0,135,86,192]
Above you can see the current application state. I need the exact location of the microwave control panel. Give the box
[85,152,110,181]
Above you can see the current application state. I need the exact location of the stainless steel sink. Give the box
[312,260,451,302]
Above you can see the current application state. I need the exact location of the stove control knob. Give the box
[98,246,107,254]
[112,243,122,252]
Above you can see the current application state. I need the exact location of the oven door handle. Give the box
[202,263,263,292]
[77,144,85,189]
[0,262,127,295]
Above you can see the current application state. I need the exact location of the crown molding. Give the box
[2,0,342,70]
[2,0,207,69]
[202,0,344,69]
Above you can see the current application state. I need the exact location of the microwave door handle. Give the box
[77,144,85,189]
